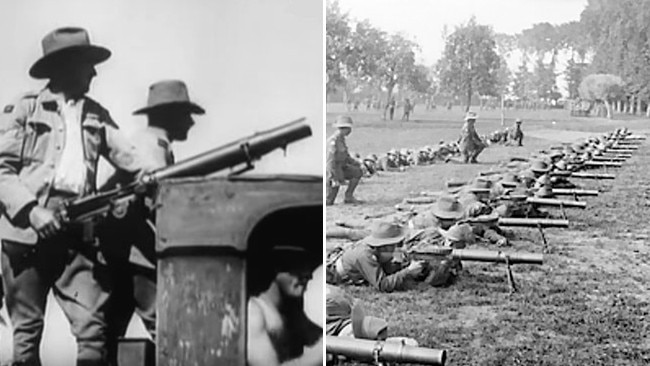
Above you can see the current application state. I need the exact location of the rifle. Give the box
[408,248,542,292]
[327,336,447,366]
[497,217,569,251]
[56,118,312,224]
[551,171,615,180]
[583,161,622,168]
[551,188,598,197]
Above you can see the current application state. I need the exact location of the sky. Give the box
[0,0,323,176]
[338,0,588,65]
[0,1,323,363]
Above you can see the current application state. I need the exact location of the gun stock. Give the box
[326,336,447,366]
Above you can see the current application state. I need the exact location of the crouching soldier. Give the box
[458,112,486,164]
[327,115,363,205]
[326,221,424,292]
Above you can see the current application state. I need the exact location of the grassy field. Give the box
[327,104,650,365]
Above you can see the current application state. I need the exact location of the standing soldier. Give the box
[384,97,396,120]
[100,80,205,364]
[402,98,412,121]
[510,118,524,146]
[0,27,153,366]
[327,116,363,205]
[458,111,486,164]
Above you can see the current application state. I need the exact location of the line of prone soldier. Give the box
[0,27,205,366]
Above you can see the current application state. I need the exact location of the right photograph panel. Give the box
[326,0,648,364]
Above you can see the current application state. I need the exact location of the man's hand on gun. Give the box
[29,205,62,239]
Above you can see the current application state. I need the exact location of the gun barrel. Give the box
[526,197,587,208]
[146,118,311,182]
[498,218,569,228]
[326,336,447,366]
[591,156,626,162]
[569,172,615,180]
[584,161,622,168]
[326,227,369,241]
[552,188,598,196]
[452,249,543,265]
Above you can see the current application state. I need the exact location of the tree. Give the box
[375,33,419,109]
[578,73,624,118]
[325,0,351,95]
[533,58,557,103]
[565,59,589,99]
[512,60,534,104]
[437,17,501,111]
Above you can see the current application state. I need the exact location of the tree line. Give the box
[326,0,650,118]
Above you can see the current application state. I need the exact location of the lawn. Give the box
[327,104,650,365]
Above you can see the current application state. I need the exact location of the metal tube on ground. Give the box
[498,218,570,228]
[326,336,447,366]
[569,172,615,179]
[451,249,543,265]
[583,161,622,168]
[526,197,587,209]
[552,188,598,196]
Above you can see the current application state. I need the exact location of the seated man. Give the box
[247,245,323,366]
[327,221,424,292]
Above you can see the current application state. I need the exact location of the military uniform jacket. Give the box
[326,130,358,182]
[338,242,412,292]
[0,88,148,244]
[459,122,485,151]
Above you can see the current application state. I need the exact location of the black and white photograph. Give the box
[0,0,323,365]
[326,0,649,365]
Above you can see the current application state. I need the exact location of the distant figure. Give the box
[385,97,396,120]
[402,98,412,121]
[510,118,524,146]
[458,111,486,164]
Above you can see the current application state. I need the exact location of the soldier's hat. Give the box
[363,221,406,247]
[431,195,464,220]
[133,80,205,115]
[467,178,492,193]
[267,245,322,273]
[499,172,520,188]
[515,118,523,124]
[333,115,354,129]
[464,111,478,121]
[351,303,388,340]
[30,27,111,79]
[530,160,552,173]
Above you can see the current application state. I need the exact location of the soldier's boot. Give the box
[326,185,339,206]
[343,177,362,204]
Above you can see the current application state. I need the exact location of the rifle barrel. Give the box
[451,249,543,265]
[146,118,311,182]
[569,172,615,180]
[584,161,622,168]
[498,218,569,228]
[552,189,598,196]
[326,336,447,366]
[526,197,587,208]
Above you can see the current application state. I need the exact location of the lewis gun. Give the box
[327,336,447,366]
[55,118,312,224]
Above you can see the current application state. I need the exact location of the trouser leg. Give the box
[133,267,156,340]
[344,177,360,200]
[326,185,339,205]
[54,248,111,366]
[103,261,135,366]
[1,241,60,366]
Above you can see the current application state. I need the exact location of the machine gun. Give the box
[55,118,312,224]
[327,336,447,366]
[550,171,615,180]
[408,247,543,293]
[498,217,569,250]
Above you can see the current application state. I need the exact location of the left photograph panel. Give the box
[0,1,323,365]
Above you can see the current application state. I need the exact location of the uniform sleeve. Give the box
[355,249,412,292]
[101,112,159,174]
[0,96,38,222]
